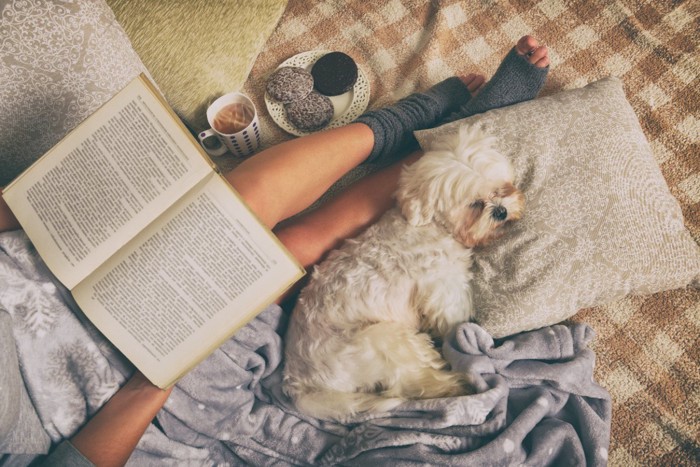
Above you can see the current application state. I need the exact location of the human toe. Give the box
[516,35,549,68]
[529,45,549,67]
[460,73,486,95]
[516,35,539,55]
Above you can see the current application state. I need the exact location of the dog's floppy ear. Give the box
[395,164,434,226]
[398,195,433,226]
[395,150,452,226]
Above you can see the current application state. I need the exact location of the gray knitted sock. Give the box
[446,47,549,122]
[355,77,472,165]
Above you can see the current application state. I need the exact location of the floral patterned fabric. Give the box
[415,77,700,338]
[0,0,148,186]
[0,230,128,445]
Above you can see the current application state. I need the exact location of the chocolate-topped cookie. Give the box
[311,51,358,96]
[284,91,334,132]
[266,66,314,103]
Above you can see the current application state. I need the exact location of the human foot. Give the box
[446,35,550,121]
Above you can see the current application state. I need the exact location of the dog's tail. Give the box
[292,389,405,423]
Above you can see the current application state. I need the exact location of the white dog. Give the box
[283,125,524,422]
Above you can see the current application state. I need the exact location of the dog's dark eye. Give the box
[492,205,508,221]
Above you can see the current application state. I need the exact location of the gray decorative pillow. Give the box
[0,0,149,187]
[415,77,700,338]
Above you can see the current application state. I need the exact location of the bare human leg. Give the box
[224,75,485,230]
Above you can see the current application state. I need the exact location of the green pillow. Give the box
[107,0,288,132]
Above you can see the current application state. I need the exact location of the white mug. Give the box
[198,92,261,157]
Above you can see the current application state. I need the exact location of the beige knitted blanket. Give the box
[241,1,699,465]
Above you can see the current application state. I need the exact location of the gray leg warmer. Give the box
[355,77,472,166]
[446,47,549,122]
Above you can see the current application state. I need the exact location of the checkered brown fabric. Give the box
[241,1,699,465]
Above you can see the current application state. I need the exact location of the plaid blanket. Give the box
[241,1,700,465]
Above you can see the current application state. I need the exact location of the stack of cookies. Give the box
[266,51,359,133]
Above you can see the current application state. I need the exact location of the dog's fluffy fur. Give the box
[283,126,524,422]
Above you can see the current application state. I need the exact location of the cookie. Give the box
[311,51,358,96]
[266,66,314,103]
[284,91,334,132]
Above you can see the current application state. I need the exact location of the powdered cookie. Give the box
[311,52,358,96]
[285,91,334,132]
[266,66,314,103]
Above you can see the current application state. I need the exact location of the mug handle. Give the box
[197,129,228,157]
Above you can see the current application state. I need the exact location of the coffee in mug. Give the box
[212,103,255,134]
[198,92,261,158]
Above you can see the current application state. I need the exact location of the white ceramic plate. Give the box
[264,50,370,136]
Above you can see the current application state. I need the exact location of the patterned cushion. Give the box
[415,77,700,338]
[0,0,149,187]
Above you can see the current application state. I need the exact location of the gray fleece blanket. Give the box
[0,230,611,466]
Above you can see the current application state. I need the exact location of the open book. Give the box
[2,74,305,388]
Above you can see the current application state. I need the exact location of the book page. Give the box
[72,175,304,388]
[2,75,213,289]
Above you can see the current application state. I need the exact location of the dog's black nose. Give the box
[492,205,508,221]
